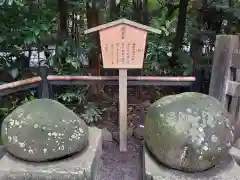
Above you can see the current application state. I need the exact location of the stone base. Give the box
[0,127,102,180]
[143,146,240,180]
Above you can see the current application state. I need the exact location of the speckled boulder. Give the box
[1,99,88,162]
[145,92,235,172]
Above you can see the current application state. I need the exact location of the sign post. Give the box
[85,18,162,152]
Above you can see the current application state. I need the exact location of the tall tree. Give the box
[86,0,102,95]
[109,0,120,20]
[58,0,68,39]
[190,0,207,73]
[170,0,189,68]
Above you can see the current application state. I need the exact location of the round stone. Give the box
[145,92,235,172]
[1,99,88,162]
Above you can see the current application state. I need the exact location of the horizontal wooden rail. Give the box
[48,75,195,86]
[47,75,195,81]
[0,77,42,91]
[0,77,42,96]
[0,75,195,96]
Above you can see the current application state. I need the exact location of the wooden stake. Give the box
[119,69,128,152]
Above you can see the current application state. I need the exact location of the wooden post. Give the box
[119,69,128,151]
[209,35,239,107]
[209,35,240,148]
[38,66,51,99]
[228,36,240,122]
[190,68,204,92]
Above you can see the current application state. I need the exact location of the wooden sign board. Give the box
[99,24,147,69]
[85,18,162,69]
[84,19,162,152]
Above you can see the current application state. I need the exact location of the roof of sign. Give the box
[84,18,162,35]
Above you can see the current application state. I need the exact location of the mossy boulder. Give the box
[145,92,235,172]
[1,99,88,162]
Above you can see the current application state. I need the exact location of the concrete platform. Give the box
[0,127,102,180]
[143,146,240,180]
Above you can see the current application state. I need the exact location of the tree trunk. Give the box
[142,0,148,25]
[190,0,207,75]
[132,0,143,22]
[57,0,68,67]
[58,0,68,39]
[170,0,189,68]
[110,0,120,20]
[86,2,102,95]
[225,0,234,34]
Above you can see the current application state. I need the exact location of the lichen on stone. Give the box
[1,99,89,162]
[145,92,235,172]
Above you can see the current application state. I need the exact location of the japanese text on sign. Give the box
[99,24,147,69]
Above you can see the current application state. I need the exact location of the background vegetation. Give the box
[0,0,240,125]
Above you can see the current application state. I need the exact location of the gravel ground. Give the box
[96,136,143,180]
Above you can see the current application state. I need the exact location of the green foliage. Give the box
[57,87,104,125]
[52,39,90,75]
[80,102,105,125]
[58,87,88,104]
[0,91,35,119]
[143,2,173,75]
[1,0,240,125]
[50,31,103,124]
[0,0,104,125]
[145,35,171,75]
[0,0,55,50]
[144,1,193,76]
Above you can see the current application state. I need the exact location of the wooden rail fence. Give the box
[0,66,196,98]
[209,35,240,122]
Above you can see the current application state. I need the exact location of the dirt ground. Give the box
[96,137,143,180]
[94,86,176,180]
